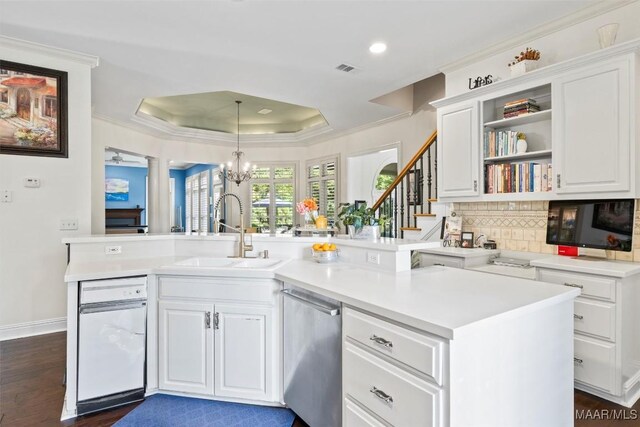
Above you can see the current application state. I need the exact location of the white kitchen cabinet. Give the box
[553,55,633,195]
[156,276,281,404]
[437,101,480,198]
[158,300,214,395]
[214,303,272,401]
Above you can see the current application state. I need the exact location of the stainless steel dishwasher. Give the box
[282,286,342,427]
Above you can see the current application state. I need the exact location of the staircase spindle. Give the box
[427,145,433,214]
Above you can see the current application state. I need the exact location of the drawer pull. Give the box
[574,314,584,320]
[369,334,393,348]
[434,263,445,266]
[370,386,394,404]
[564,282,584,289]
[574,357,584,365]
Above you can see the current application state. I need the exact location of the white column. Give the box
[158,158,171,233]
[147,157,160,233]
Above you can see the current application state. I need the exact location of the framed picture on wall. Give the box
[0,60,68,158]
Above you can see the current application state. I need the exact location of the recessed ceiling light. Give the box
[369,42,387,54]
[257,109,272,115]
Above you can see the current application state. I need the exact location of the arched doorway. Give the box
[16,89,31,120]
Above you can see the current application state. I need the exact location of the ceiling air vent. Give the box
[335,63,359,73]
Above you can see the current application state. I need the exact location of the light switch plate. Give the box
[59,219,78,230]
[105,245,122,255]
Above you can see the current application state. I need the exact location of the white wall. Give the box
[347,148,398,207]
[445,1,640,97]
[0,39,95,332]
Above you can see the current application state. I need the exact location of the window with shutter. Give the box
[306,156,339,225]
[185,170,211,233]
[250,164,296,233]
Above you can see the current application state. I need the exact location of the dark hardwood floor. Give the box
[0,332,637,426]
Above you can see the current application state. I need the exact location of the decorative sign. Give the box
[468,75,493,90]
[105,178,130,201]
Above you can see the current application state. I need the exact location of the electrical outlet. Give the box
[366,252,380,265]
[1,190,12,203]
[105,245,122,255]
[24,177,40,188]
[59,219,78,230]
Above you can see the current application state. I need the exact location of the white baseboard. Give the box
[0,317,66,341]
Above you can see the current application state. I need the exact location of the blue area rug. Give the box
[114,394,296,427]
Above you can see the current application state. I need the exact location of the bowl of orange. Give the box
[311,242,339,263]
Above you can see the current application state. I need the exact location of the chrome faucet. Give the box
[213,193,253,258]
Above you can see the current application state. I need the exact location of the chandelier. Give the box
[219,100,256,186]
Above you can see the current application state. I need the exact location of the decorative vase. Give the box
[510,60,538,77]
[315,215,328,230]
[347,225,380,240]
[516,139,528,154]
[598,23,619,49]
[304,212,316,228]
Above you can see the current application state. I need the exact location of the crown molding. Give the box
[432,37,640,108]
[438,0,637,75]
[0,35,99,68]
[305,111,412,146]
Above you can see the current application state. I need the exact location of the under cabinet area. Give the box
[155,276,281,404]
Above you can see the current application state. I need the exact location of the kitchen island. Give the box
[62,234,579,426]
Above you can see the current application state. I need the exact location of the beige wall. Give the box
[454,201,640,262]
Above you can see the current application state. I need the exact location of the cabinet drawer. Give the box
[344,307,444,385]
[158,276,277,303]
[574,299,615,341]
[420,254,464,269]
[344,398,388,427]
[574,335,616,394]
[538,269,616,301]
[344,342,442,427]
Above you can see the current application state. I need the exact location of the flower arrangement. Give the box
[508,47,541,67]
[14,123,56,148]
[296,198,319,225]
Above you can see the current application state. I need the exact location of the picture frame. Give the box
[0,60,68,158]
[460,231,475,248]
[407,169,422,205]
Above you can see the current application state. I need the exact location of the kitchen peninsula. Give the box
[63,233,579,426]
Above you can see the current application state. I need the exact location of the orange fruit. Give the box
[312,243,322,251]
[329,243,336,251]
[322,242,331,251]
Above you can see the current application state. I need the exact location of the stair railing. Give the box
[372,130,437,238]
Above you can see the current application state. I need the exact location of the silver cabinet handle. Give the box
[281,289,340,316]
[370,386,393,404]
[214,312,220,330]
[574,314,584,320]
[564,282,583,289]
[369,334,393,348]
[205,312,211,329]
[473,180,478,191]
[574,357,583,365]
[434,263,445,266]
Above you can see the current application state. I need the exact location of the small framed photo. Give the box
[460,231,474,248]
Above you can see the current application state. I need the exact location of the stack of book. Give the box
[503,98,540,118]
[484,130,519,158]
[485,162,552,194]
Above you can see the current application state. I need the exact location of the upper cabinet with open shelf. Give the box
[431,39,640,202]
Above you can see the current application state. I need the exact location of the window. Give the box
[306,156,339,225]
[250,164,296,233]
[185,171,210,233]
[42,96,57,118]
[0,89,7,103]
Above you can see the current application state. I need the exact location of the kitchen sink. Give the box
[172,257,285,269]
[173,257,237,268]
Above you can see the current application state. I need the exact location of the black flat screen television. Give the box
[546,199,635,252]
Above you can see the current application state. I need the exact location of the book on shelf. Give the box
[484,162,552,194]
[484,130,519,158]
[503,98,540,119]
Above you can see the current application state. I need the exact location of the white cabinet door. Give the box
[553,56,632,194]
[437,101,480,198]
[158,301,214,395]
[214,303,272,401]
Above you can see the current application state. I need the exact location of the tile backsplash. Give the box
[452,201,640,262]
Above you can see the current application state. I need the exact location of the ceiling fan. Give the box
[108,151,143,165]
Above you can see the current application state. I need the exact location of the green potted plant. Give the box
[336,202,389,240]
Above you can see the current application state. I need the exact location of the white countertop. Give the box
[418,246,500,258]
[531,255,640,278]
[275,260,576,339]
[65,256,578,340]
[469,264,537,280]
[63,233,430,252]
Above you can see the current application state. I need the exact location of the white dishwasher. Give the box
[77,276,147,415]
